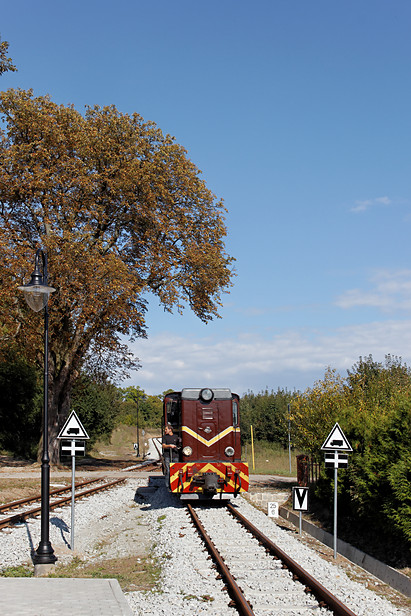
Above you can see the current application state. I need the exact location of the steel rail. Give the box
[0,478,126,530]
[0,477,103,514]
[123,463,159,472]
[227,502,357,616]
[186,503,255,616]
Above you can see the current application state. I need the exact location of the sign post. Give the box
[58,411,89,550]
[287,403,292,474]
[321,423,352,558]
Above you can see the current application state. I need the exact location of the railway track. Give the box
[0,477,125,530]
[186,502,357,616]
[0,459,159,531]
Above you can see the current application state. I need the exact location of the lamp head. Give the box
[17,250,55,312]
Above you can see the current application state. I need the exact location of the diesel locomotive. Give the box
[162,387,249,499]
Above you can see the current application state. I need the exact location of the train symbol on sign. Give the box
[67,428,80,435]
[330,439,343,447]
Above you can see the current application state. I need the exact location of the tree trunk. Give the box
[41,364,73,465]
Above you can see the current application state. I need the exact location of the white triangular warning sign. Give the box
[321,422,352,452]
[57,411,89,440]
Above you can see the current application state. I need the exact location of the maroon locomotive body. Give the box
[162,387,249,499]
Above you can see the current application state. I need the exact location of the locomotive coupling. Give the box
[203,471,219,494]
[191,470,221,494]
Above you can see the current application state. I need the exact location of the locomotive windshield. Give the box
[181,388,232,400]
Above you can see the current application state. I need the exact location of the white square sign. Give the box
[267,502,279,518]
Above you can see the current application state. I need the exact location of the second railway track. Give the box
[0,461,159,530]
[0,477,125,530]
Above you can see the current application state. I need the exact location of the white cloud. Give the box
[336,269,411,312]
[124,270,411,396]
[350,196,392,213]
[351,200,372,213]
[124,320,411,396]
[375,196,391,205]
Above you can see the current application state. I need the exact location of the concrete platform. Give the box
[0,578,133,615]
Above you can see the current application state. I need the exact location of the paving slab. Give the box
[0,578,133,615]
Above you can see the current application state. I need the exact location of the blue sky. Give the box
[2,1,411,395]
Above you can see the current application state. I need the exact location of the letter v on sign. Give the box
[292,487,309,511]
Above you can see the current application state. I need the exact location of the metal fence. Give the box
[296,454,320,486]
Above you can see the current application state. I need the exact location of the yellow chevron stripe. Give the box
[170,463,249,492]
[182,425,234,447]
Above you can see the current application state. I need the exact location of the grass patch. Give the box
[242,440,299,476]
[0,478,41,504]
[89,425,160,461]
[0,565,33,577]
[183,594,215,602]
[49,555,161,591]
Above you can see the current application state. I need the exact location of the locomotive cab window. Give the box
[233,400,239,427]
[166,399,181,428]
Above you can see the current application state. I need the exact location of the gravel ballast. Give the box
[0,476,409,616]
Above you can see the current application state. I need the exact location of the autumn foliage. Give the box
[0,88,234,461]
[0,39,16,77]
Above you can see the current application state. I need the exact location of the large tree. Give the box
[0,88,234,462]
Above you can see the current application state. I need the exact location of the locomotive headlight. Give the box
[182,446,193,456]
[200,388,213,402]
[225,446,235,457]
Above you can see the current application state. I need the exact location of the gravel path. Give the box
[0,478,150,567]
[0,476,409,616]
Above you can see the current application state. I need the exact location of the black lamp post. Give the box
[18,248,57,566]
[136,398,140,457]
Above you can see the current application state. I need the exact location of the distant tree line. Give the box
[116,385,165,429]
[239,388,296,447]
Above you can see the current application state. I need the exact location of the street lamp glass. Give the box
[17,283,56,312]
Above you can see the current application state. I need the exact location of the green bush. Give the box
[70,374,122,446]
[0,355,42,457]
[294,356,411,549]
